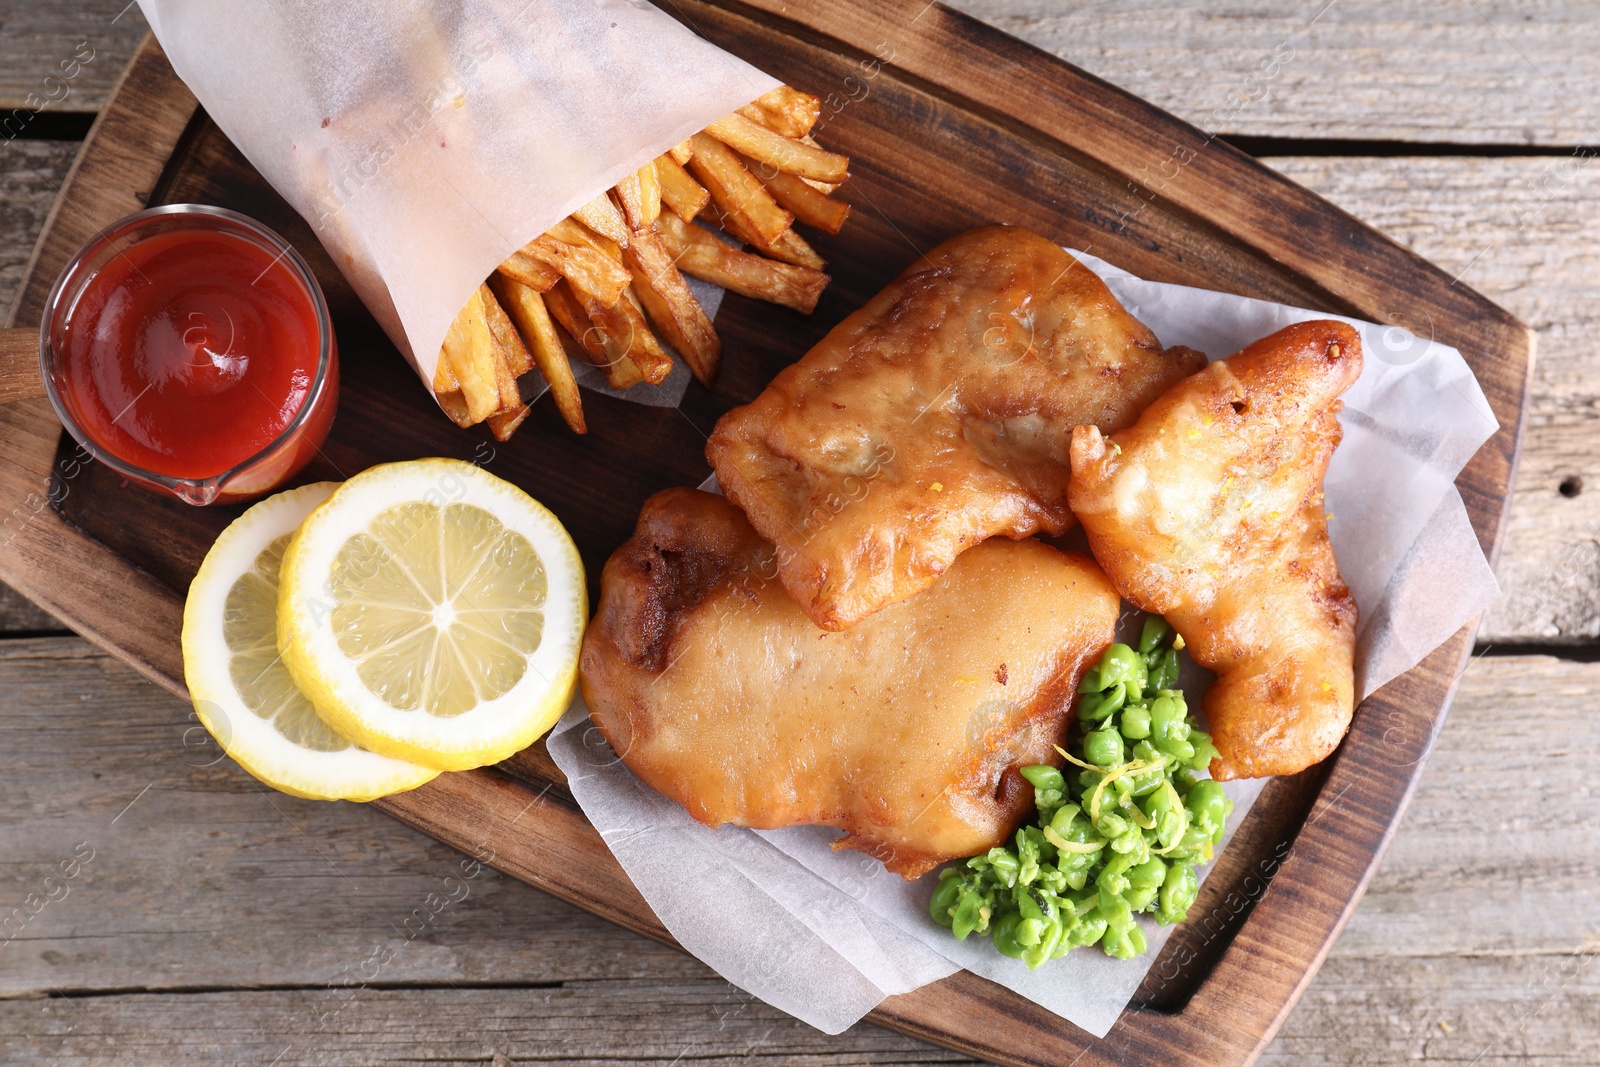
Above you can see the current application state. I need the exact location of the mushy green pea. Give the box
[929,618,1231,965]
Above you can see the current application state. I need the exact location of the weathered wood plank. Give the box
[1265,954,1600,1067]
[1261,155,1600,642]
[0,138,77,633]
[3,637,1597,1063]
[0,587,60,633]
[950,1,1600,146]
[1314,654,1600,958]
[2,2,1597,146]
[0,138,79,633]
[0,139,77,325]
[0,986,973,1066]
[0,640,702,994]
[0,0,148,116]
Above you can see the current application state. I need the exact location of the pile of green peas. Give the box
[928,616,1234,966]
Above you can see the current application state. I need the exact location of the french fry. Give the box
[557,235,673,387]
[611,161,661,232]
[522,231,631,304]
[748,159,849,234]
[473,291,523,414]
[435,389,475,429]
[658,212,829,314]
[800,175,841,196]
[702,197,826,271]
[618,289,674,385]
[426,84,849,440]
[469,283,528,412]
[573,192,631,247]
[656,154,710,222]
[498,249,559,292]
[798,137,842,195]
[479,283,532,378]
[687,132,793,245]
[562,204,680,387]
[433,346,459,394]
[486,404,531,442]
[612,172,645,232]
[544,280,644,390]
[765,226,827,271]
[568,271,672,386]
[541,281,603,360]
[441,289,502,423]
[704,112,848,184]
[637,160,661,226]
[737,86,821,139]
[551,307,600,376]
[625,228,720,383]
[547,216,626,264]
[490,273,587,434]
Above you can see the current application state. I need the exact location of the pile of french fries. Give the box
[433,85,851,439]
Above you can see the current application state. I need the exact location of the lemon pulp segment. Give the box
[226,532,352,751]
[328,501,548,716]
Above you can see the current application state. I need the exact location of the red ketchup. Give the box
[57,227,335,499]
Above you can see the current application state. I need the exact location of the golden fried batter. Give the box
[1069,320,1362,780]
[707,225,1205,631]
[579,488,1119,878]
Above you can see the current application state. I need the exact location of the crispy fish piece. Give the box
[1068,320,1362,780]
[707,225,1205,631]
[579,488,1119,878]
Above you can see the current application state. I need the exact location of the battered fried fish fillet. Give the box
[707,225,1205,631]
[1068,320,1362,780]
[580,488,1119,878]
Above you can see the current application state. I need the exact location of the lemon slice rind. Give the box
[181,482,440,801]
[277,459,585,771]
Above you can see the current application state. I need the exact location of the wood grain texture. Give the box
[4,640,1594,1063]
[3,1,1597,147]
[0,11,1533,1065]
[0,138,77,634]
[0,585,61,633]
[0,987,971,1067]
[0,8,1536,1067]
[0,0,148,115]
[1265,155,1600,644]
[0,140,77,326]
[0,640,711,996]
[948,0,1600,146]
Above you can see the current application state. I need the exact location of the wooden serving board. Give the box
[0,3,1532,1064]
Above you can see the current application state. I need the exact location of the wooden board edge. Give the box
[1233,626,1479,1066]
[1482,322,1538,572]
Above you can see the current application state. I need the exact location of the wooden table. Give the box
[3,3,1596,1063]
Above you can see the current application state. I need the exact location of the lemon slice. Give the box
[182,482,440,801]
[277,459,585,771]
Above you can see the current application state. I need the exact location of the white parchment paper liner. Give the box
[137,0,777,407]
[544,250,1503,1035]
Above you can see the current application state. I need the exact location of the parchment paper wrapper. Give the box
[137,0,778,406]
[550,249,1502,1036]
